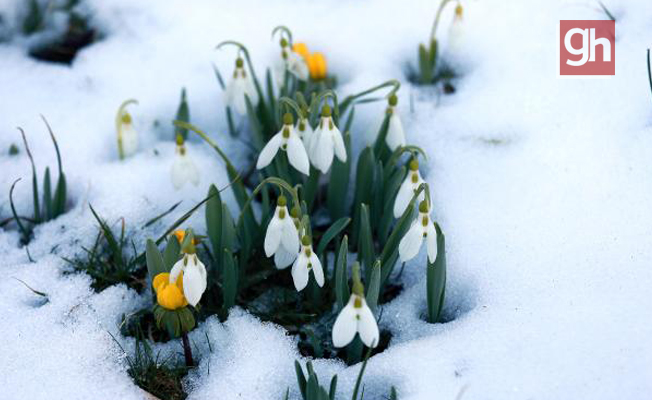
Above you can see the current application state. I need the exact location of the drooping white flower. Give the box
[169,253,207,307]
[393,158,425,217]
[398,200,438,263]
[447,3,465,54]
[116,99,138,159]
[296,116,315,151]
[224,57,259,115]
[332,264,379,348]
[274,40,309,86]
[309,105,347,173]
[171,135,200,190]
[291,236,324,291]
[385,95,406,151]
[257,113,310,175]
[264,196,300,268]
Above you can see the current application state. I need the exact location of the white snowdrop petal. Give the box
[393,178,414,218]
[280,218,300,253]
[171,157,186,190]
[274,246,297,269]
[244,76,259,107]
[309,253,324,287]
[169,259,185,284]
[386,114,406,151]
[313,129,335,173]
[287,133,310,175]
[332,299,358,348]
[183,156,200,186]
[301,123,314,150]
[257,133,283,170]
[121,124,138,156]
[357,300,380,348]
[291,255,310,291]
[264,216,282,256]
[426,223,438,263]
[182,260,206,307]
[398,221,424,262]
[331,127,347,163]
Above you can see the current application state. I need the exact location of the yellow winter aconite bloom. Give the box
[153,272,188,310]
[307,52,327,80]
[172,230,199,245]
[292,42,310,59]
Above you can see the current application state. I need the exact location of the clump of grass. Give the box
[113,334,189,400]
[9,116,68,244]
[64,205,146,292]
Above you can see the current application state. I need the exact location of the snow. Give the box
[1,0,652,399]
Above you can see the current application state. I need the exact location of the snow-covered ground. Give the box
[1,0,652,399]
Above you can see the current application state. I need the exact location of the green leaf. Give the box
[335,236,350,310]
[378,166,406,244]
[307,373,319,400]
[327,131,351,220]
[178,307,196,333]
[418,43,432,84]
[366,260,381,315]
[428,38,438,71]
[18,129,40,223]
[43,167,52,220]
[295,361,307,400]
[141,201,182,229]
[427,222,446,323]
[52,173,67,218]
[303,167,320,210]
[146,239,165,284]
[372,114,390,160]
[206,184,223,267]
[316,217,351,255]
[351,147,375,243]
[162,236,180,271]
[222,249,238,314]
[9,179,30,242]
[245,95,265,150]
[175,88,190,140]
[351,347,372,400]
[357,204,375,276]
[329,375,338,400]
[389,386,398,400]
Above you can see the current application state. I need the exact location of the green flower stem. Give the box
[339,80,400,115]
[115,99,138,160]
[429,0,456,41]
[271,25,293,44]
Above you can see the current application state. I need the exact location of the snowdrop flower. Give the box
[274,38,309,86]
[307,52,327,80]
[171,135,200,190]
[291,235,324,291]
[168,251,207,307]
[117,111,138,159]
[224,57,259,115]
[309,105,346,173]
[393,158,425,217]
[398,200,438,263]
[296,113,314,151]
[332,264,379,348]
[385,94,406,151]
[257,113,310,175]
[448,3,464,53]
[265,195,300,268]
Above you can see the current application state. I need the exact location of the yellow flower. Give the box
[153,272,188,310]
[292,42,310,60]
[307,52,327,80]
[172,230,199,246]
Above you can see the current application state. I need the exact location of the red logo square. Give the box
[559,20,615,76]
